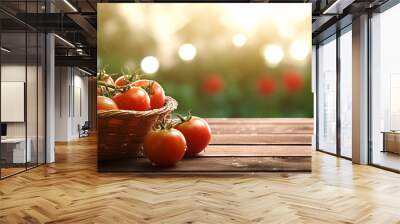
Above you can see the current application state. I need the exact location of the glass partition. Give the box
[339,27,352,158]
[27,30,38,169]
[317,36,337,154]
[0,2,46,179]
[1,30,28,177]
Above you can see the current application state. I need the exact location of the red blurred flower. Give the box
[202,74,224,95]
[282,71,304,93]
[257,76,276,96]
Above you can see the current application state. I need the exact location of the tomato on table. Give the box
[115,76,129,87]
[112,86,151,111]
[143,128,186,167]
[115,75,136,87]
[133,80,165,109]
[97,96,118,111]
[175,115,211,157]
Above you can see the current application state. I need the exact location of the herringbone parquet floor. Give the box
[1,136,400,223]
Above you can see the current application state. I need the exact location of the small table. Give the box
[382,131,400,154]
[1,138,31,164]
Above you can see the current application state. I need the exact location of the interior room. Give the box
[1,16,46,177]
[1,0,400,223]
[370,3,400,171]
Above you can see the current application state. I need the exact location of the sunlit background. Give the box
[98,3,312,117]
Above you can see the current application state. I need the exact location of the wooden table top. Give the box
[99,118,313,173]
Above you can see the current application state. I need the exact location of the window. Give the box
[339,28,352,158]
[317,36,337,154]
[370,3,400,171]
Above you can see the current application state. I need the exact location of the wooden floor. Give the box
[1,131,400,223]
[372,151,400,171]
[100,118,312,172]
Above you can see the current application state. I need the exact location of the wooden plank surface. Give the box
[206,118,314,125]
[200,145,311,157]
[210,124,313,134]
[99,156,311,172]
[210,134,312,145]
[208,118,313,145]
[99,118,313,173]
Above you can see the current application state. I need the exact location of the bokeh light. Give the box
[98,4,313,118]
[262,44,284,67]
[179,44,197,61]
[290,40,310,61]
[232,33,247,48]
[141,56,160,74]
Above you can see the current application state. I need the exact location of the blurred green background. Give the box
[98,3,313,118]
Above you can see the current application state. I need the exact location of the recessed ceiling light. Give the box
[54,34,75,48]
[78,67,92,76]
[1,47,11,53]
[63,0,78,12]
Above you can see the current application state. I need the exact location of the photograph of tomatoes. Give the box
[98,3,312,118]
[97,3,312,169]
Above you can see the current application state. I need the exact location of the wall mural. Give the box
[97,3,312,170]
[97,3,312,118]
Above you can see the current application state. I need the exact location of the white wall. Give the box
[54,67,89,141]
[1,63,46,164]
[55,67,70,141]
[1,65,27,138]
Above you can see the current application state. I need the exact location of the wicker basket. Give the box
[97,96,178,162]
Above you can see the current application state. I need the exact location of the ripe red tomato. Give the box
[133,80,165,109]
[115,75,136,88]
[282,71,304,93]
[144,128,186,167]
[202,74,224,95]
[257,77,276,96]
[112,86,150,111]
[115,76,129,87]
[97,96,118,111]
[175,116,211,157]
